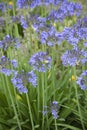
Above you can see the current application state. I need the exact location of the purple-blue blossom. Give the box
[61,48,87,66]
[20,16,28,29]
[0,2,6,12]
[77,71,87,90]
[0,35,20,50]
[47,1,82,22]
[43,101,59,119]
[29,52,52,72]
[0,56,18,76]
[16,0,29,8]
[11,70,37,93]
[11,59,18,68]
[39,26,58,46]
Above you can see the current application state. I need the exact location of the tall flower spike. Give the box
[29,52,52,72]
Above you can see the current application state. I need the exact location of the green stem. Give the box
[1,74,12,116]
[26,93,35,130]
[12,1,19,38]
[37,72,40,120]
[5,76,22,130]
[45,73,50,130]
[52,46,58,130]
[52,46,56,100]
[42,72,45,130]
[73,67,85,130]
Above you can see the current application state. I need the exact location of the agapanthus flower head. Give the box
[32,16,46,32]
[11,70,37,93]
[17,0,28,8]
[17,0,32,8]
[1,68,12,76]
[61,48,87,66]
[43,101,59,119]
[84,42,87,47]
[0,56,18,76]
[0,2,6,12]
[30,0,42,8]
[39,26,59,46]
[10,16,21,24]
[76,17,87,28]
[20,16,28,29]
[69,17,87,41]
[0,55,10,68]
[0,2,13,12]
[29,52,52,72]
[47,1,82,22]
[0,35,20,50]
[77,71,87,90]
[11,59,18,68]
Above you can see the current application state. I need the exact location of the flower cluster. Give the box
[77,71,87,90]
[0,2,13,12]
[39,25,64,46]
[29,52,52,72]
[43,101,59,119]
[47,1,82,22]
[0,2,6,12]
[61,48,87,66]
[0,35,20,51]
[11,70,37,93]
[60,16,87,47]
[20,16,28,29]
[0,56,17,76]
[17,0,60,9]
[17,0,28,8]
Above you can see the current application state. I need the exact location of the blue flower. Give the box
[0,56,11,76]
[30,0,42,8]
[84,42,87,47]
[0,2,13,12]
[11,16,21,24]
[0,56,18,76]
[77,71,87,90]
[20,16,28,29]
[27,71,37,87]
[39,25,61,46]
[61,48,87,66]
[11,59,18,68]
[43,101,59,119]
[16,0,28,8]
[29,52,52,72]
[32,16,46,32]
[40,31,48,44]
[47,1,82,22]
[0,2,6,12]
[0,35,20,50]
[0,55,10,67]
[11,70,37,93]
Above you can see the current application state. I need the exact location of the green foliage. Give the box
[0,0,87,130]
